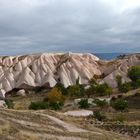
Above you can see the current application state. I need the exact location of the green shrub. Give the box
[128,66,140,81]
[29,102,49,110]
[111,99,128,111]
[5,99,13,109]
[55,83,68,96]
[78,99,90,109]
[29,101,63,110]
[67,84,85,97]
[116,75,122,88]
[96,83,112,96]
[94,111,106,121]
[89,78,98,86]
[119,82,131,93]
[49,102,63,110]
[29,87,66,110]
[85,86,96,98]
[94,99,108,108]
[131,79,140,89]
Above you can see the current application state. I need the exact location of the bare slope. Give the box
[0,109,133,140]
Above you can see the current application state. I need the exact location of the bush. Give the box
[89,78,98,86]
[49,102,63,110]
[131,79,140,89]
[128,66,140,81]
[96,83,112,96]
[29,102,49,110]
[29,101,63,111]
[67,84,85,98]
[94,111,106,121]
[29,87,65,110]
[111,99,128,111]
[119,82,131,93]
[46,87,65,104]
[5,99,13,109]
[86,86,96,98]
[55,83,68,96]
[116,75,122,88]
[78,99,90,109]
[94,99,108,108]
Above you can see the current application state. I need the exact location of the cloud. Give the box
[0,0,140,55]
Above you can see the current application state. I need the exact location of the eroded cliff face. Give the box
[0,52,140,97]
[101,54,140,88]
[0,52,101,97]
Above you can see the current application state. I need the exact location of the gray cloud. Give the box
[0,0,140,55]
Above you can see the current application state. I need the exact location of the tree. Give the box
[89,77,98,86]
[55,82,68,95]
[128,66,140,81]
[116,75,122,88]
[76,77,80,85]
[47,87,65,104]
[94,99,108,108]
[86,86,96,98]
[78,99,90,109]
[131,79,140,89]
[68,84,85,98]
[96,83,112,96]
[111,99,128,111]
[119,82,131,93]
[86,78,98,97]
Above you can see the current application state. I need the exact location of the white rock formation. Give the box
[0,52,139,97]
[0,52,101,97]
[17,89,26,97]
[101,54,140,88]
[64,110,93,117]
[0,100,7,108]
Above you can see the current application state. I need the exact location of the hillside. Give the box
[0,52,140,97]
[0,108,133,140]
[0,52,100,97]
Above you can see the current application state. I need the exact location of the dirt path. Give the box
[47,114,87,132]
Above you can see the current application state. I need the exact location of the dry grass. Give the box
[0,108,134,140]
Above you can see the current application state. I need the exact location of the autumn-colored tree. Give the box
[47,87,65,103]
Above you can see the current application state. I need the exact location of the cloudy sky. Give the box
[0,0,140,55]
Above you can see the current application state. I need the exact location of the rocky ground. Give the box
[0,108,134,140]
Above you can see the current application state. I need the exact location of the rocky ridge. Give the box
[0,52,140,97]
[0,52,100,97]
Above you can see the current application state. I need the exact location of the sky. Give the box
[0,0,140,55]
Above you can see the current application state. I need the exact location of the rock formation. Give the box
[101,54,140,88]
[0,52,101,97]
[0,52,140,97]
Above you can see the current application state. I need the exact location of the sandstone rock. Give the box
[0,100,7,108]
[0,89,6,98]
[0,52,140,97]
[0,52,101,97]
[101,54,140,88]
[17,89,26,97]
